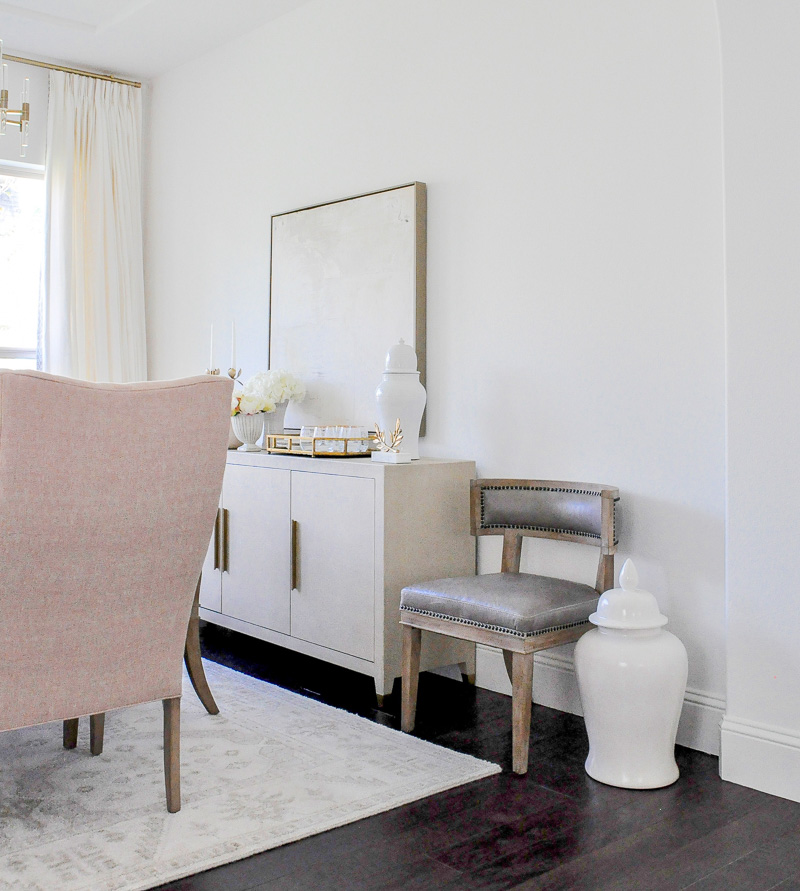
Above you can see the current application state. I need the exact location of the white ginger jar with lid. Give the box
[374,339,426,459]
[574,559,688,789]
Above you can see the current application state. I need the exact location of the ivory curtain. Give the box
[43,71,146,382]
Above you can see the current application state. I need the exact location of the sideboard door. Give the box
[222,464,292,634]
[290,471,376,661]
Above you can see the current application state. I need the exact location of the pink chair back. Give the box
[0,370,233,731]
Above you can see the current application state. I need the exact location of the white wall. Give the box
[144,0,726,752]
[718,1,800,798]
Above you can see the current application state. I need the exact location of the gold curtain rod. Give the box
[3,53,141,88]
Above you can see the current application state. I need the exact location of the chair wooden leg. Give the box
[502,649,514,685]
[63,718,79,749]
[184,575,220,715]
[596,553,615,593]
[511,651,534,775]
[401,624,422,733]
[163,697,181,813]
[90,713,105,755]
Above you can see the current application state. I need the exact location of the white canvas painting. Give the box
[269,183,425,430]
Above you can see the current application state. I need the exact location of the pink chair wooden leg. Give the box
[163,697,181,813]
[184,576,219,715]
[90,713,105,755]
[63,718,79,749]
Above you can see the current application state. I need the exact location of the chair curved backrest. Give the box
[0,370,233,734]
[470,479,619,593]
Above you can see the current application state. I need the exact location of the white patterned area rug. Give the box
[0,660,499,891]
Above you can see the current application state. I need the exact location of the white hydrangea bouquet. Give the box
[231,370,306,416]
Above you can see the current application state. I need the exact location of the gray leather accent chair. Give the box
[400,478,619,775]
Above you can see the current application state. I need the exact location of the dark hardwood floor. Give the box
[158,624,800,891]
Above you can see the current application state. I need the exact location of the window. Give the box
[0,167,45,370]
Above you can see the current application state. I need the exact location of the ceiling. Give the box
[0,0,313,81]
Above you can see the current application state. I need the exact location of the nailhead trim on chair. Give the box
[400,606,592,639]
[480,522,600,540]
[479,486,619,546]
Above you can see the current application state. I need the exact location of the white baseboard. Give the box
[475,643,723,755]
[720,716,800,802]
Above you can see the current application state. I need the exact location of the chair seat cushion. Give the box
[400,573,599,638]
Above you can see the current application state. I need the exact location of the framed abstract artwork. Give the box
[269,182,426,431]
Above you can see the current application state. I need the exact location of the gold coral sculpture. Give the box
[373,419,404,453]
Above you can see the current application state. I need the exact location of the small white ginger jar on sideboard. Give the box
[375,339,426,460]
[574,559,688,789]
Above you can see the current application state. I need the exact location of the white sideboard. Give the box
[199,452,477,702]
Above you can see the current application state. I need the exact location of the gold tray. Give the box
[264,433,372,458]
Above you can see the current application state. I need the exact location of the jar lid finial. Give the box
[589,559,669,630]
[384,339,418,373]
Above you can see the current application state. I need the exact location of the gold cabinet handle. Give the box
[213,508,221,570]
[291,519,299,591]
[222,508,230,573]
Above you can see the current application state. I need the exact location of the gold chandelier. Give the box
[0,40,31,158]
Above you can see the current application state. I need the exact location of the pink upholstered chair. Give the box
[0,370,233,813]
